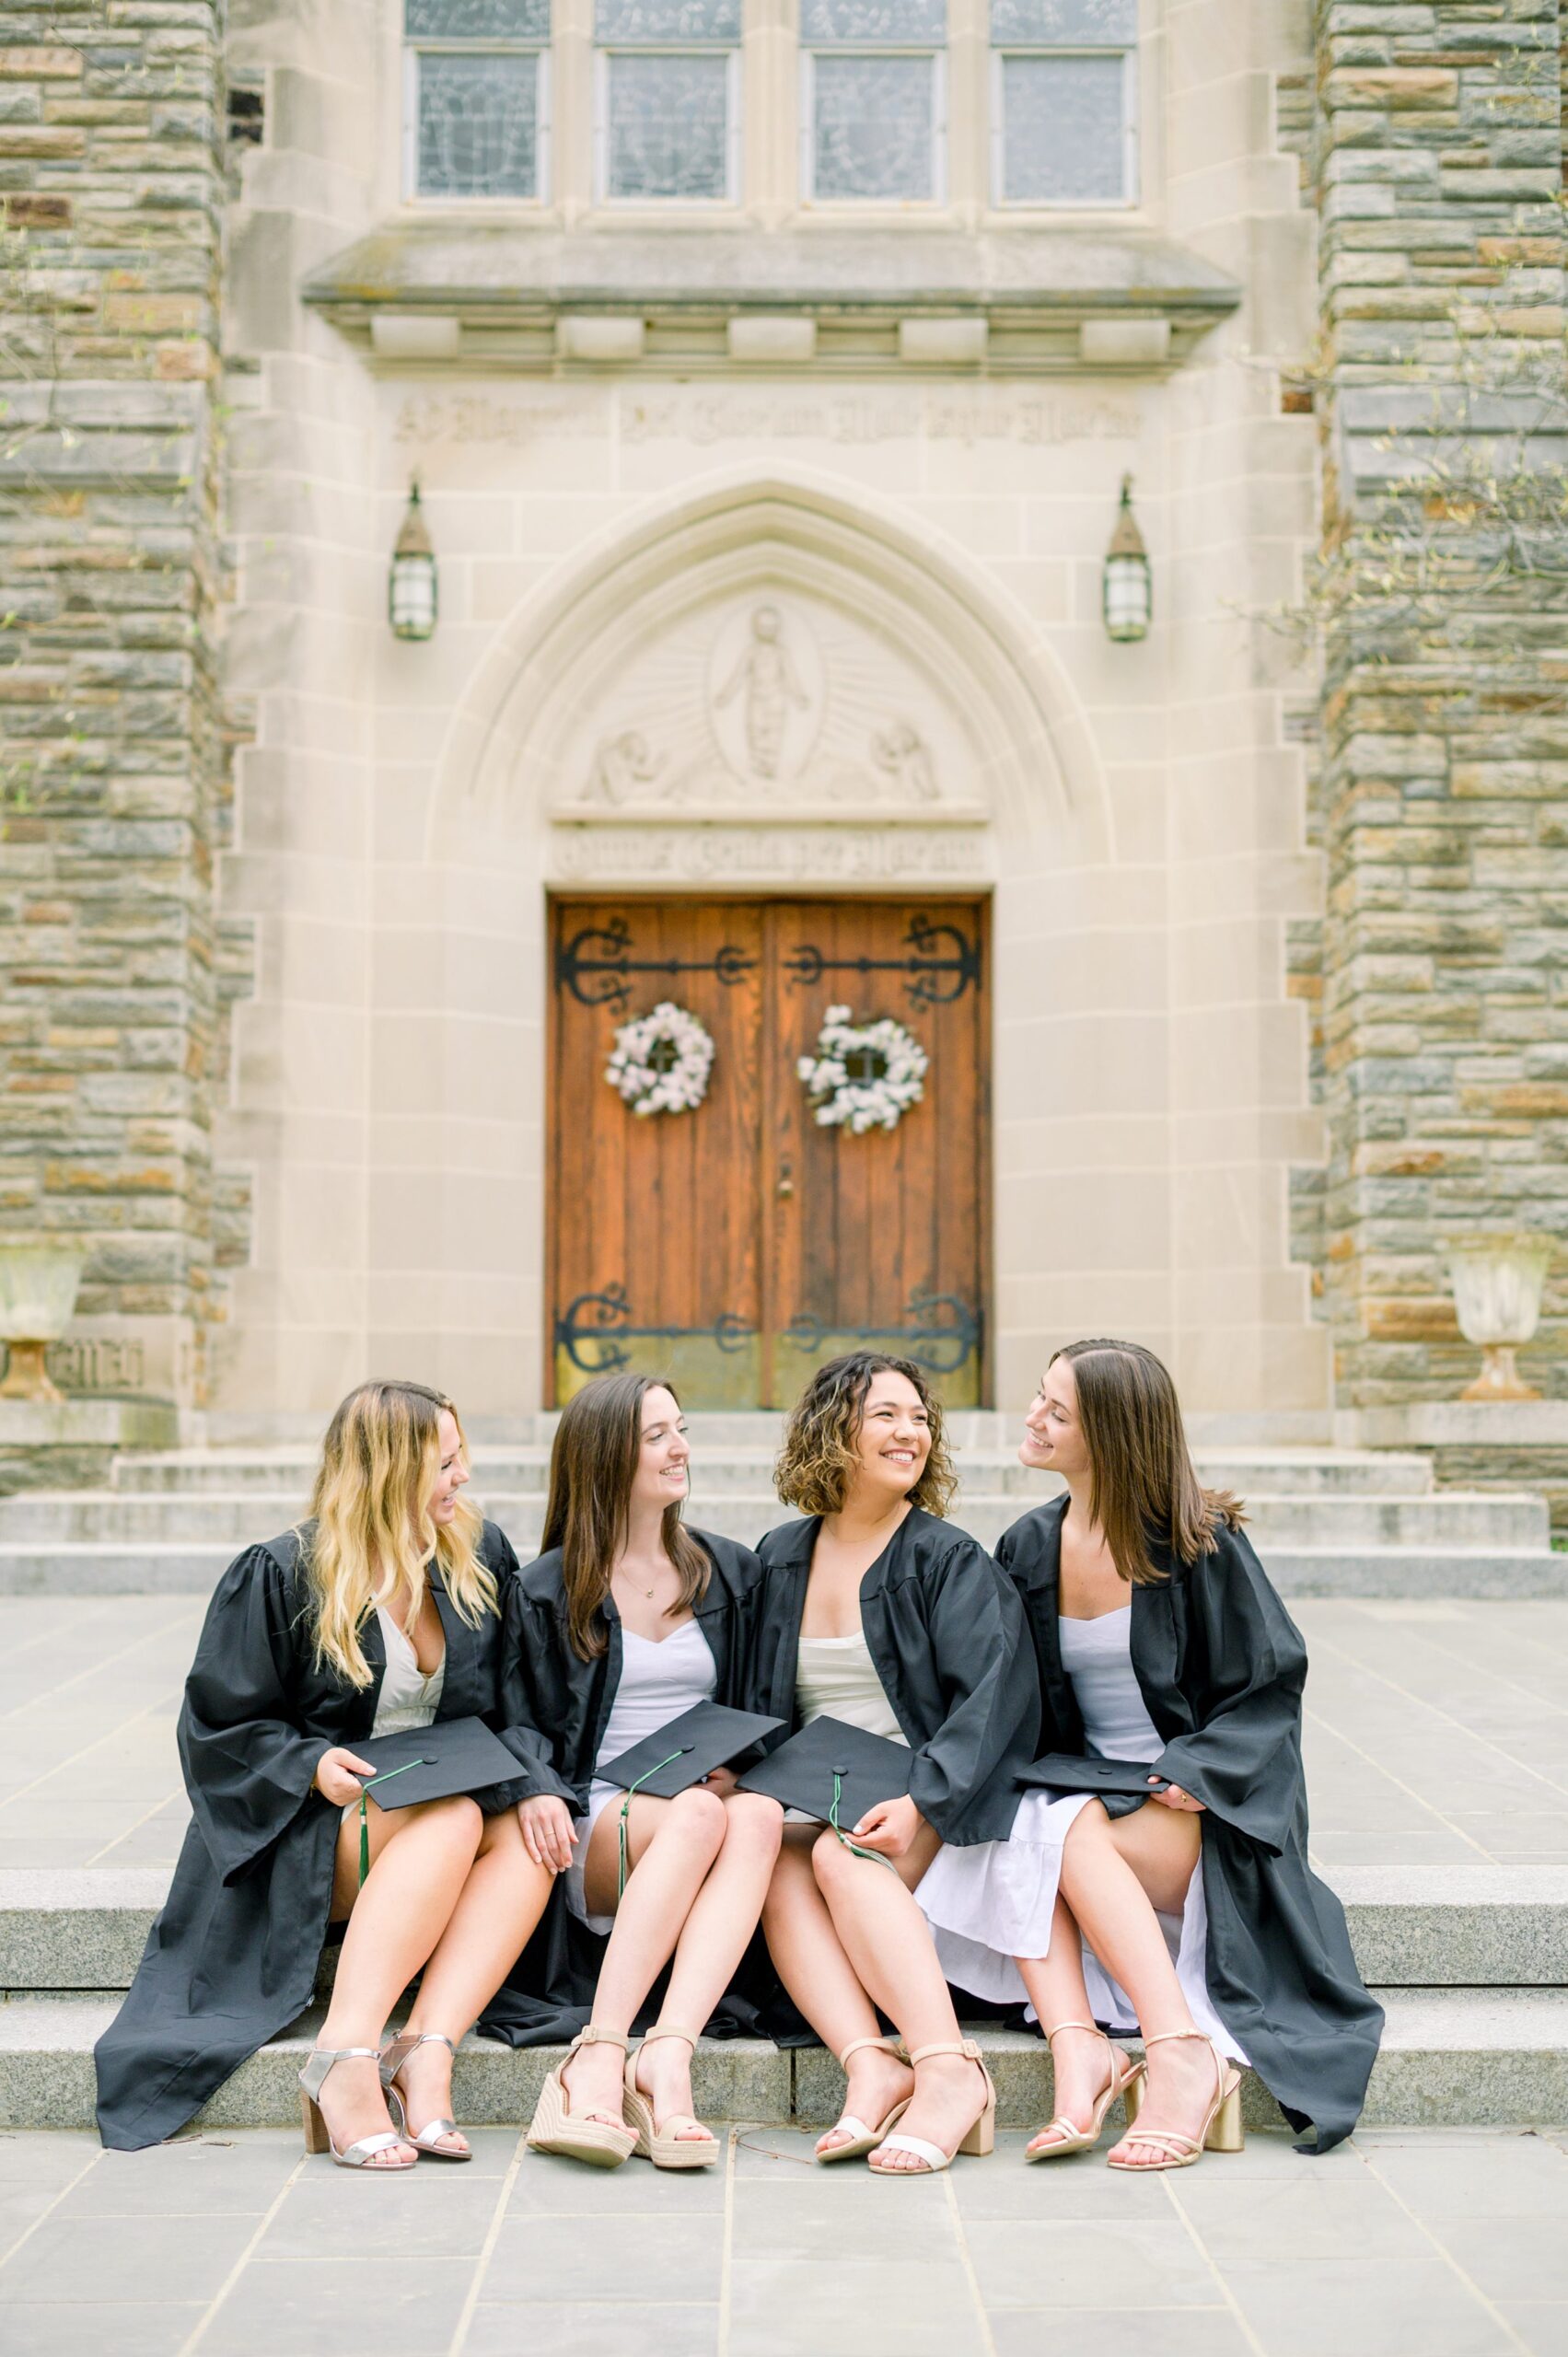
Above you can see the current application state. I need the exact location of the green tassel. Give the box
[617,1747,691,1899]
[354,1756,431,1890]
[830,1771,898,1874]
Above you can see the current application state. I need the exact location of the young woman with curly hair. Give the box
[752,1353,1040,2177]
[917,1340,1382,2164]
[95,1381,552,2165]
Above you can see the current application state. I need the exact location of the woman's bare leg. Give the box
[808,1826,985,2174]
[561,1784,730,2132]
[1054,1800,1221,2167]
[761,1827,914,2156]
[314,1793,485,2165]
[1014,1893,1123,2154]
[630,1793,784,2140]
[395,1807,557,2153]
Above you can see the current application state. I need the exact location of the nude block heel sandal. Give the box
[526,2025,638,2168]
[379,2030,470,2161]
[817,2033,912,2165]
[1026,2021,1146,2163]
[1107,2029,1244,2172]
[867,2038,996,2177]
[298,2047,415,2171]
[622,2026,721,2170]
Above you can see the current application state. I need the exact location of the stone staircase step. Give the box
[2,1527,1562,1596]
[7,1866,1564,1997]
[4,1992,1563,2133]
[0,1484,1544,1550]
[108,1445,1443,1498]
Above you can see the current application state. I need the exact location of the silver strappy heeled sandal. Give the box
[379,2030,470,2162]
[298,2046,415,2171]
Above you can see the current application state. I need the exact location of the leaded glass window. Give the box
[404,0,550,201]
[596,0,739,201]
[991,0,1135,206]
[802,0,946,203]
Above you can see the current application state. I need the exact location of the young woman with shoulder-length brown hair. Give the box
[750,1352,1040,2177]
[487,1373,784,2169]
[95,1380,554,2165]
[918,1339,1383,2165]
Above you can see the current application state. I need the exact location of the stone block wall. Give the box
[0,0,245,1405]
[1310,0,1568,1407]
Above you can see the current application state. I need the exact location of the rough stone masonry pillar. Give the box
[0,0,245,1409]
[1311,0,1568,1411]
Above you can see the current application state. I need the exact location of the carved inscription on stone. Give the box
[621,386,1138,447]
[549,823,992,885]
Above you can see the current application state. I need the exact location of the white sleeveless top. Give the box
[1058,1607,1161,1760]
[795,1630,906,1745]
[594,1619,716,1773]
[371,1607,446,1736]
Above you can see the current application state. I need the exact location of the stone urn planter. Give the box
[1442,1232,1555,1402]
[0,1239,86,1404]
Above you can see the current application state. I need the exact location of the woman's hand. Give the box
[312,1747,377,1806]
[1148,1778,1205,1813]
[517,1794,578,1872]
[850,1794,927,1857]
[699,1766,739,1797]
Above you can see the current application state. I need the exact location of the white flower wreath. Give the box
[605,1000,716,1117]
[797,1004,928,1134]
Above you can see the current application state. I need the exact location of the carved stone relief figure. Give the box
[587,728,668,804]
[713,604,810,779]
[870,718,938,801]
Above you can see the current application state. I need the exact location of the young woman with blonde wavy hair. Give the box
[95,1379,552,2165]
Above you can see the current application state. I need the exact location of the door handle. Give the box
[776,1158,795,1200]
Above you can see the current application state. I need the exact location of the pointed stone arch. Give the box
[429,465,1112,872]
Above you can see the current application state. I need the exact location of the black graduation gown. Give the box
[94,1520,533,2152]
[751,1508,1040,1847]
[477,1527,767,2049]
[999,1496,1383,2154]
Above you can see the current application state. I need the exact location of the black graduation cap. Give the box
[737,1714,913,1829]
[597,1702,785,1799]
[1018,1752,1170,1797]
[351,1716,524,1811]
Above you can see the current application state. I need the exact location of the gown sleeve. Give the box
[495,1579,583,1806]
[1151,1526,1309,1856]
[905,1535,1040,1840]
[176,1543,327,1887]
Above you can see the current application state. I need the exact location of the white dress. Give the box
[564,1619,717,1933]
[916,1607,1247,2063]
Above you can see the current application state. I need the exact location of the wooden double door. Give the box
[548,896,989,1410]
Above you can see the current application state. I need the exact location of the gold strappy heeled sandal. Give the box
[816,2033,912,2164]
[379,2029,470,2161]
[1026,2021,1145,2162]
[622,2026,720,2170]
[1107,2029,1243,2172]
[867,2038,996,2177]
[526,2024,638,2168]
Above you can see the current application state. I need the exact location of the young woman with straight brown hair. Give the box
[491,1373,783,2168]
[918,1339,1382,2165]
[95,1380,552,2165]
[751,1353,1040,2177]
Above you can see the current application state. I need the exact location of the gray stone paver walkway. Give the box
[3,2123,1567,2357]
[5,1596,1568,1874]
